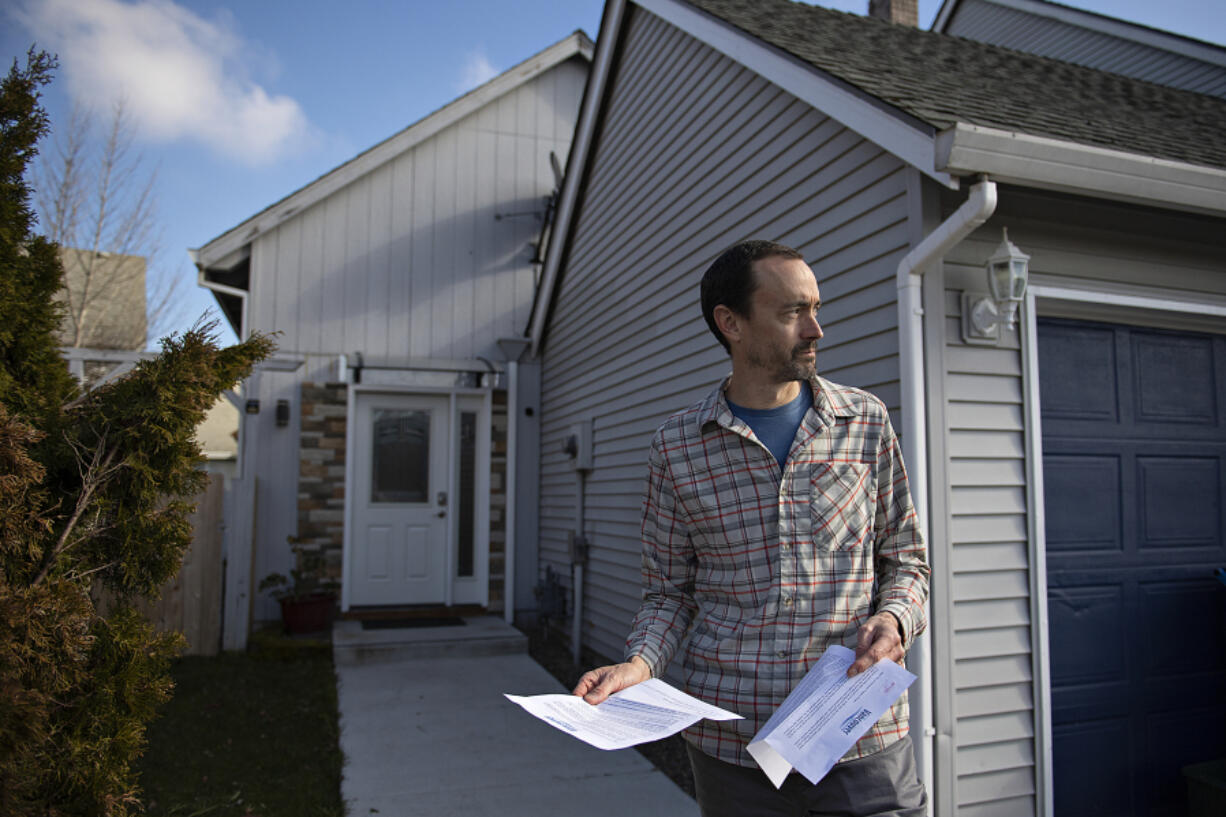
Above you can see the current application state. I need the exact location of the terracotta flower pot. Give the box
[278,593,335,634]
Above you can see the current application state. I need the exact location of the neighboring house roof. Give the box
[190,30,594,336]
[932,0,1226,100]
[528,0,1226,353]
[688,0,1226,171]
[55,247,147,350]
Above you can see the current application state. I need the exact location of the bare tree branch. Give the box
[32,432,122,586]
[34,99,192,351]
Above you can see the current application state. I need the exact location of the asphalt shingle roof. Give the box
[685,0,1226,171]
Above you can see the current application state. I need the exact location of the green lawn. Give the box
[136,632,343,817]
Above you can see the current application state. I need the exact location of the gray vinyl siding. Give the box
[943,0,1226,99]
[245,58,588,359]
[939,187,1226,816]
[538,5,913,664]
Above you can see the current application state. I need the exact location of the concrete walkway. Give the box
[333,616,699,817]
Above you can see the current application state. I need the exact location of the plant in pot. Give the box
[259,543,339,634]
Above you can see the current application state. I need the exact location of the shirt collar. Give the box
[698,374,854,433]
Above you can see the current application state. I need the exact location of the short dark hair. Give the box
[700,240,804,353]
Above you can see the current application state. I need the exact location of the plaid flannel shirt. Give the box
[625,375,930,768]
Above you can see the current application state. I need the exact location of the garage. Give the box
[1038,316,1226,816]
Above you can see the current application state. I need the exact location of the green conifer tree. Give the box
[0,49,275,815]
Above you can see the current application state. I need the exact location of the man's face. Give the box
[737,255,823,382]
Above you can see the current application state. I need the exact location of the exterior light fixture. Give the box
[986,227,1030,330]
[962,228,1030,344]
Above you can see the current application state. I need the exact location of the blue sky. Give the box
[2,0,1222,347]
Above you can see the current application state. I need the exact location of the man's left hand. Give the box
[848,612,904,677]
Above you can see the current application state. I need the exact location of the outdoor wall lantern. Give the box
[962,228,1030,345]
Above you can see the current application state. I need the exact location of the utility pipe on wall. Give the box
[894,177,997,812]
[572,470,588,664]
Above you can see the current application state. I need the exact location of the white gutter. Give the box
[195,268,249,340]
[937,123,1226,216]
[895,177,997,814]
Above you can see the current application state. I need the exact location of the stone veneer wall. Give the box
[297,382,347,581]
[294,381,509,610]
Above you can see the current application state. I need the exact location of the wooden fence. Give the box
[99,473,225,656]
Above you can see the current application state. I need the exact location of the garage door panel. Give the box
[1143,706,1226,815]
[1037,322,1118,422]
[1047,584,1126,688]
[1132,332,1216,425]
[1137,456,1220,549]
[1043,454,1121,552]
[1051,718,1132,817]
[1140,579,1226,677]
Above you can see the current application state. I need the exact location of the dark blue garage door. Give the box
[1039,317,1226,817]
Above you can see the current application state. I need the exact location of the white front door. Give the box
[350,393,450,606]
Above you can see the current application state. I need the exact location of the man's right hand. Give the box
[571,655,651,704]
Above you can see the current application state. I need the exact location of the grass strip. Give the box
[137,633,343,817]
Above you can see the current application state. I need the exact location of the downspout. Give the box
[193,253,252,650]
[895,177,996,813]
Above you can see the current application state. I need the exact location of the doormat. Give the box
[360,617,466,630]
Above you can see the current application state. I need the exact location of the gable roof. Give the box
[932,0,1226,100]
[688,0,1226,171]
[528,0,1226,353]
[190,31,594,275]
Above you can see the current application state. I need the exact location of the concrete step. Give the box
[332,615,527,666]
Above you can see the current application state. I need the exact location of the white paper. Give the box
[746,645,915,788]
[505,678,742,751]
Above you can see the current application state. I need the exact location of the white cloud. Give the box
[18,0,312,164]
[458,50,498,93]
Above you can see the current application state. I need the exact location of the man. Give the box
[572,240,930,816]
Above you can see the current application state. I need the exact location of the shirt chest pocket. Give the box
[809,462,873,551]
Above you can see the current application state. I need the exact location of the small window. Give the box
[457,411,477,577]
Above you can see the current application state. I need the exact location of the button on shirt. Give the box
[625,376,930,768]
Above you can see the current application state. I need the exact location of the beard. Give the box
[747,341,817,383]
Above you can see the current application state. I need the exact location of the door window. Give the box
[370,409,430,503]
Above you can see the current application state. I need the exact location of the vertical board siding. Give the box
[236,57,585,623]
[248,367,307,622]
[538,6,910,665]
[246,58,587,361]
[941,188,1226,815]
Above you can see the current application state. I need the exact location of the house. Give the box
[190,32,592,645]
[56,247,149,391]
[932,0,1226,100]
[55,247,147,351]
[528,1,1226,816]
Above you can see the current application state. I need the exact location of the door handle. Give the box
[436,510,446,518]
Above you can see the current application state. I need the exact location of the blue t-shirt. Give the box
[727,383,813,471]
